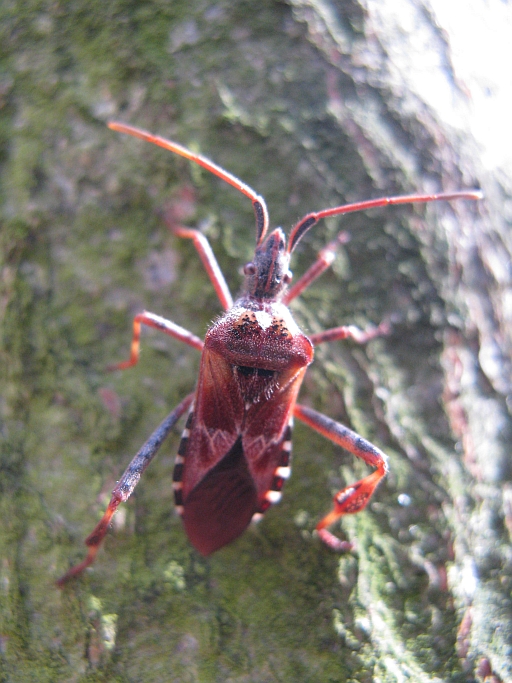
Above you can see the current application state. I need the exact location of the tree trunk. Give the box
[1,1,510,681]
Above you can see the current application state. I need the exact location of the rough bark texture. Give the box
[1,1,510,681]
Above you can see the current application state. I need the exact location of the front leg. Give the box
[294,403,389,551]
[169,226,233,311]
[309,320,389,346]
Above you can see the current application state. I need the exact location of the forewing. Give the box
[243,364,307,497]
[181,348,243,497]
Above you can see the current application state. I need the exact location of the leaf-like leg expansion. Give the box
[294,403,388,551]
[57,392,195,585]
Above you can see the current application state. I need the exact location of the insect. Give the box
[57,122,481,584]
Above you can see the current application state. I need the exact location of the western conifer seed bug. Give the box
[57,122,481,584]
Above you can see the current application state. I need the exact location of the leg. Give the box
[294,403,389,551]
[165,223,233,311]
[283,232,349,305]
[57,392,195,585]
[282,224,389,342]
[108,311,203,371]
[309,319,389,346]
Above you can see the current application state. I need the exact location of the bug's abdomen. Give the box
[253,422,293,518]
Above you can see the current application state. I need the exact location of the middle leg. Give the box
[108,311,204,371]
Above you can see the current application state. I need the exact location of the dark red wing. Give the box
[182,435,258,555]
[241,362,307,497]
[180,348,243,499]
[180,347,308,555]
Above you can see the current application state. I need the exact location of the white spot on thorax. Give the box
[254,310,273,330]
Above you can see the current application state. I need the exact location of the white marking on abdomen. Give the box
[265,490,282,504]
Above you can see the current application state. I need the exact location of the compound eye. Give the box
[283,270,292,285]
[243,262,256,276]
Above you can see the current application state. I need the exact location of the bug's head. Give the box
[243,228,292,300]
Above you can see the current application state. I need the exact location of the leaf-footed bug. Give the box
[57,122,481,584]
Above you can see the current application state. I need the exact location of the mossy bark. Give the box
[1,1,510,681]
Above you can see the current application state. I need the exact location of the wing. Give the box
[178,347,308,555]
[181,347,307,497]
[180,348,244,498]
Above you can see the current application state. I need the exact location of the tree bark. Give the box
[1,1,510,681]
